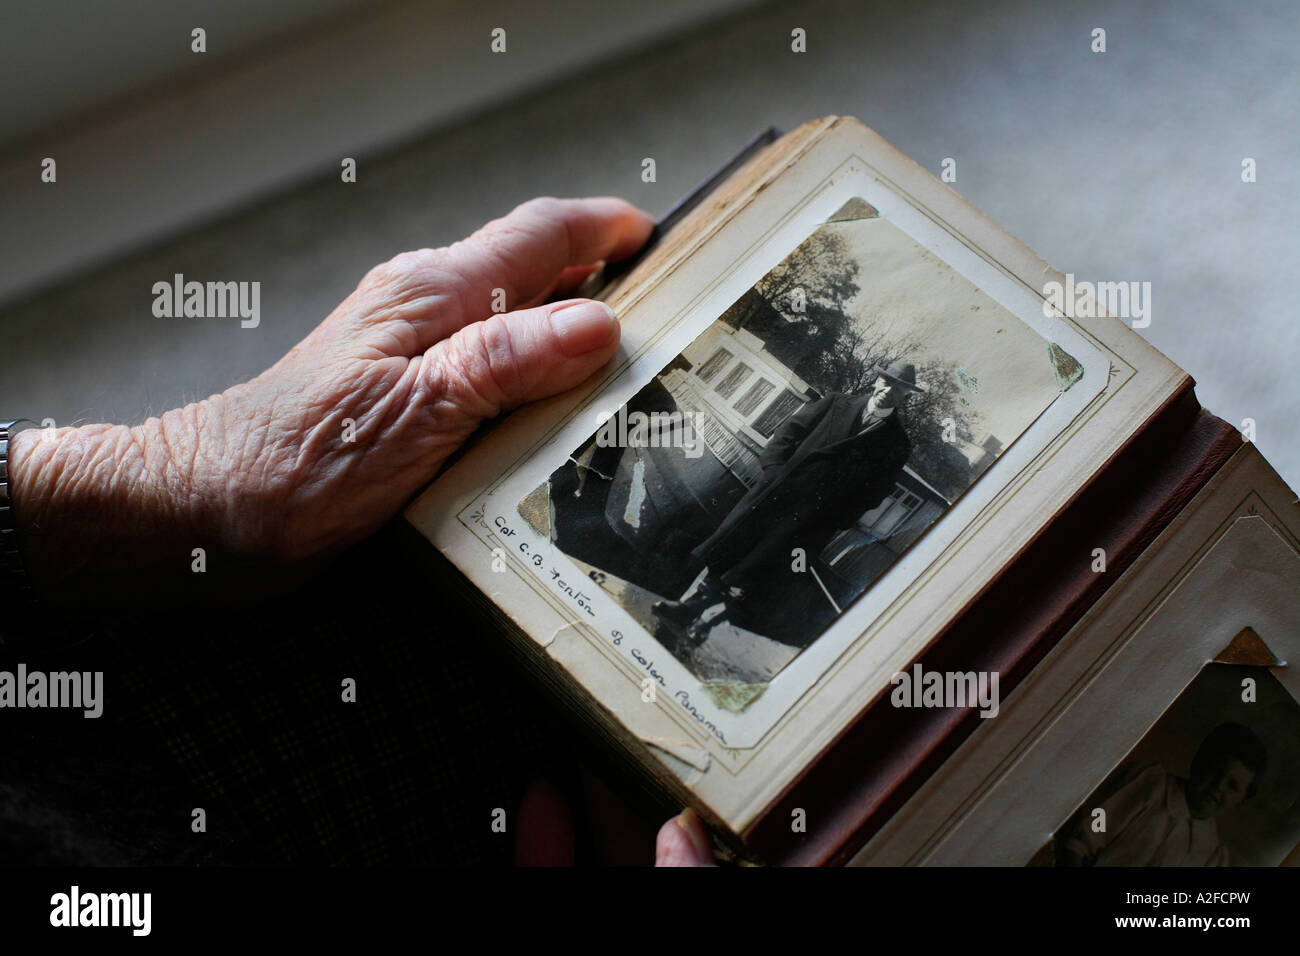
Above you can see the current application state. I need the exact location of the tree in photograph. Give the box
[725,229,861,348]
[719,225,987,500]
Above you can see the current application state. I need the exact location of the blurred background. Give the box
[1,0,1296,486]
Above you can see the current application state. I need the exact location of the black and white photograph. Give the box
[1045,661,1300,867]
[520,197,1075,684]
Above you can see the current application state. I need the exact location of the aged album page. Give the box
[856,444,1300,865]
[406,116,1189,836]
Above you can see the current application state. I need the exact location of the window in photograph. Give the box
[696,347,733,383]
[753,389,804,437]
[714,362,753,399]
[864,487,922,537]
[734,378,776,416]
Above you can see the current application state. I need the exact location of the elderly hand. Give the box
[10,197,654,601]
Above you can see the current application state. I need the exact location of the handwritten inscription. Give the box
[491,515,594,614]
[631,649,667,687]
[490,510,728,745]
[675,690,728,745]
[549,569,595,616]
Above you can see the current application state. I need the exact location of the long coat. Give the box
[689,392,911,576]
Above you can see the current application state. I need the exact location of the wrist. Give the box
[9,407,223,595]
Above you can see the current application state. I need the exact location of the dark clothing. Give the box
[690,392,911,591]
[1,522,645,865]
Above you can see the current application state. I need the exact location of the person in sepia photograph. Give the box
[1059,721,1268,867]
[651,359,921,644]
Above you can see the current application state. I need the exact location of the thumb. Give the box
[655,809,716,867]
[423,298,620,422]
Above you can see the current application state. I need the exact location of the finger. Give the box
[370,197,652,349]
[557,261,603,289]
[511,261,605,313]
[654,809,715,867]
[544,262,605,304]
[422,297,620,424]
[457,198,650,309]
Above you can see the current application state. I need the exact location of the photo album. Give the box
[404,117,1299,864]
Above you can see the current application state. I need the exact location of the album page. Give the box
[406,116,1189,837]
[857,443,1300,866]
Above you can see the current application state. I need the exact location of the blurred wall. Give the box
[1,0,1296,486]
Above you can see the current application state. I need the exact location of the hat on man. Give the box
[875,360,925,393]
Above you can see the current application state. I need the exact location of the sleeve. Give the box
[758,397,830,475]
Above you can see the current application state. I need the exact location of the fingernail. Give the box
[675,808,714,864]
[550,300,617,357]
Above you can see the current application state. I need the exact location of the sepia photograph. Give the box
[1046,661,1300,867]
[519,197,1077,684]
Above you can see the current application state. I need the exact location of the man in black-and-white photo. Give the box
[652,359,921,645]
